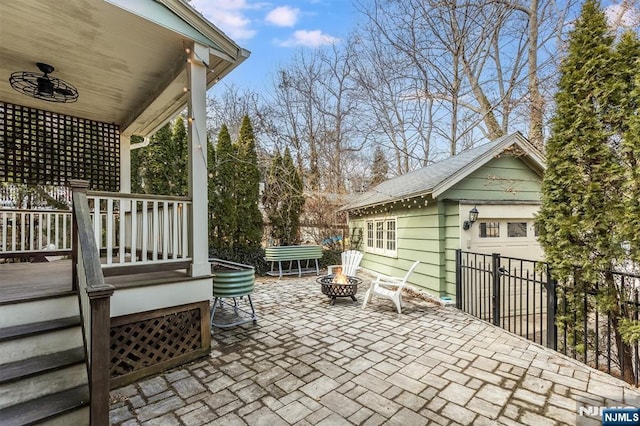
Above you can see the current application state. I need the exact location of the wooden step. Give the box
[0,293,78,328]
[0,317,84,364]
[0,316,80,342]
[1,384,90,426]
[0,347,85,384]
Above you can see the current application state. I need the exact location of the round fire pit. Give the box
[316,275,362,305]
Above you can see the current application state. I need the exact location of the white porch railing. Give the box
[0,209,72,255]
[86,191,192,270]
[0,193,192,270]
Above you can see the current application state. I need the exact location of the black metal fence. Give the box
[455,249,640,386]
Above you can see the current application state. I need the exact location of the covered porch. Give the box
[0,1,249,424]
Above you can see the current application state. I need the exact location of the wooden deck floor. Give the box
[0,260,73,303]
[0,259,196,304]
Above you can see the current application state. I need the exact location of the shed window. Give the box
[375,221,384,249]
[365,217,397,257]
[386,220,396,251]
[507,222,527,237]
[479,222,500,238]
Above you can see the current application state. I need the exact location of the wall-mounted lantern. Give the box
[463,206,479,230]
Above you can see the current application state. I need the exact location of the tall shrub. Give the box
[264,147,305,245]
[234,115,263,250]
[537,0,640,384]
[214,124,237,250]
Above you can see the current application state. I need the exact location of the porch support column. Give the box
[120,133,131,193]
[187,42,210,277]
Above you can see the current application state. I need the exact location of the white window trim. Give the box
[365,216,397,257]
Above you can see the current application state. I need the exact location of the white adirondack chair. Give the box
[327,250,363,276]
[361,260,420,314]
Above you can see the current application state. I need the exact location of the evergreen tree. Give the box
[214,124,237,250]
[264,148,305,245]
[234,115,263,250]
[619,34,640,352]
[130,135,146,193]
[132,118,188,196]
[283,147,305,245]
[169,117,188,195]
[536,0,636,383]
[263,150,285,244]
[370,146,389,188]
[207,137,216,247]
[143,123,172,194]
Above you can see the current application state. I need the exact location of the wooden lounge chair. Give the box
[361,260,420,314]
[327,250,363,277]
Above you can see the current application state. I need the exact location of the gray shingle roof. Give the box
[342,133,539,211]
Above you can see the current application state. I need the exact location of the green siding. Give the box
[348,201,449,297]
[443,201,460,299]
[347,155,542,302]
[441,156,541,201]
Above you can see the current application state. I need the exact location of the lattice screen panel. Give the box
[0,101,119,191]
[110,307,202,378]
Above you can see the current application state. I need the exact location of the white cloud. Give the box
[188,0,257,40]
[277,30,339,47]
[265,6,300,27]
[605,4,640,28]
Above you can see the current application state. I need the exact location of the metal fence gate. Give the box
[455,250,557,348]
[455,249,640,386]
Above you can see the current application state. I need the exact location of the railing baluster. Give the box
[92,197,101,252]
[131,200,138,264]
[141,200,148,262]
[50,213,54,247]
[182,203,188,258]
[119,199,125,264]
[63,212,68,251]
[55,212,61,249]
[106,198,113,265]
[162,201,169,260]
[20,212,26,251]
[11,213,17,251]
[172,202,178,260]
[152,201,158,262]
[1,212,6,252]
[29,212,35,251]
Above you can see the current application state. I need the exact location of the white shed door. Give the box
[467,218,542,260]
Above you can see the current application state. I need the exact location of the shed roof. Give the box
[342,132,545,211]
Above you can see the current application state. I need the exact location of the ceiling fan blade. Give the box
[54,88,74,97]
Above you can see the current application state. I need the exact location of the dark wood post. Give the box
[69,179,89,292]
[89,286,114,426]
[69,179,114,426]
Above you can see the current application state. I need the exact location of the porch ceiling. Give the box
[0,0,249,137]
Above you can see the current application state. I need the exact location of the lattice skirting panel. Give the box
[110,301,211,388]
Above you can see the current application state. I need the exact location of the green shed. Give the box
[342,132,546,301]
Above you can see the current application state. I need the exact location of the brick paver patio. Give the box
[109,274,640,425]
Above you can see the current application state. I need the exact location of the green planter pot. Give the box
[210,258,255,298]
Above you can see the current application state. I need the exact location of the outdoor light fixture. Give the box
[9,62,78,103]
[463,206,479,230]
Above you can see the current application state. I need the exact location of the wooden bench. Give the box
[265,245,322,279]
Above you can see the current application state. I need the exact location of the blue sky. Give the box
[188,0,640,96]
[189,0,359,94]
